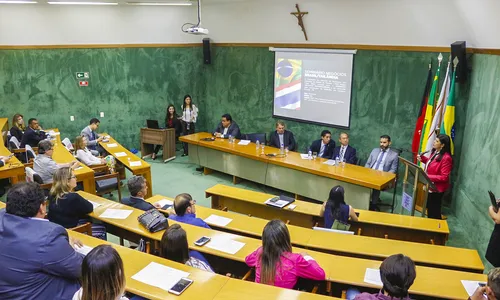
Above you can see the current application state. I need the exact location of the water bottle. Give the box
[335,156,340,166]
[280,143,284,155]
[228,135,233,143]
[256,140,260,150]
[308,150,312,160]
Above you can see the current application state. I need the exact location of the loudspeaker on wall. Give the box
[451,41,467,83]
[203,38,211,64]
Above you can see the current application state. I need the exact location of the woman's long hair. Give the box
[74,136,86,151]
[326,185,346,222]
[165,104,178,121]
[182,94,193,111]
[12,113,25,130]
[81,245,126,300]
[380,254,416,299]
[431,134,452,162]
[49,167,73,204]
[260,219,292,285]
[160,224,189,264]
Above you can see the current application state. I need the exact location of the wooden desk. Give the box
[180,132,396,210]
[68,231,229,300]
[48,129,96,194]
[147,195,482,273]
[205,184,450,245]
[0,118,8,147]
[79,192,485,299]
[140,127,176,163]
[0,145,24,185]
[99,134,152,198]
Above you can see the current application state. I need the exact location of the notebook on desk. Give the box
[265,194,295,208]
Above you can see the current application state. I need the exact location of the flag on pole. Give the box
[411,64,433,163]
[424,62,451,153]
[440,66,457,154]
[420,54,443,155]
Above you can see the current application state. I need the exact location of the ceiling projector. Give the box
[186,27,209,35]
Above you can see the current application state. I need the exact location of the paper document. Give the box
[204,214,233,227]
[129,161,142,167]
[461,280,487,297]
[323,160,336,166]
[132,262,190,291]
[107,143,118,148]
[88,200,102,209]
[155,199,173,208]
[74,166,84,170]
[206,236,245,254]
[115,152,127,157]
[364,268,382,286]
[99,209,133,219]
[237,140,251,145]
[75,245,93,256]
[300,154,310,160]
[287,204,297,210]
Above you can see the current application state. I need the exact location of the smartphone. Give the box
[168,278,193,295]
[489,191,498,213]
[269,196,279,203]
[194,236,211,246]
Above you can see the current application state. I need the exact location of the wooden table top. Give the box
[79,192,484,299]
[180,132,396,190]
[205,184,450,235]
[147,195,482,273]
[99,133,150,172]
[68,230,229,300]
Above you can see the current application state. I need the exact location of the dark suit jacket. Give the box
[20,127,46,148]
[9,126,23,142]
[309,139,335,158]
[121,196,155,211]
[332,145,357,164]
[269,130,297,151]
[213,121,242,139]
[0,209,82,300]
[0,160,4,168]
[165,117,182,137]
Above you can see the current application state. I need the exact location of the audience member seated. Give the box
[269,120,297,151]
[48,167,107,240]
[34,140,79,184]
[20,118,46,148]
[487,201,500,267]
[121,176,157,211]
[73,245,129,300]
[354,254,416,300]
[0,182,83,299]
[364,135,399,211]
[470,267,500,300]
[332,132,358,164]
[81,118,103,156]
[152,104,182,160]
[169,193,210,228]
[213,113,241,139]
[0,155,12,168]
[74,136,106,166]
[245,219,325,289]
[9,113,25,142]
[319,185,358,230]
[309,130,335,158]
[160,224,214,272]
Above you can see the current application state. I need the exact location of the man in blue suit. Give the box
[0,182,83,300]
[332,132,357,164]
[309,130,335,158]
[121,175,157,211]
[365,135,399,210]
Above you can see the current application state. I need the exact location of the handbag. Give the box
[331,219,351,231]
[138,209,169,233]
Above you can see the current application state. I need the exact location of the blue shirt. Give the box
[169,213,211,229]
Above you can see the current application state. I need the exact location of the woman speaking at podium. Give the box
[180,95,198,157]
[417,134,453,219]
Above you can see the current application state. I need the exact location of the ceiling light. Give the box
[47,1,118,4]
[126,2,192,5]
[0,0,37,3]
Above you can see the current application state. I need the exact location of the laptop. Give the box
[146,120,160,129]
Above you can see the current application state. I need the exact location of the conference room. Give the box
[1,1,499,300]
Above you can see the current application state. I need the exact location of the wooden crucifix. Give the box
[291,4,309,41]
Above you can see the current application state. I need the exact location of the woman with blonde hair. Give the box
[48,167,106,240]
[9,113,26,141]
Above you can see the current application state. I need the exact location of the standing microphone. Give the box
[419,150,431,156]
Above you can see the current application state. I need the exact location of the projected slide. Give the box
[273,50,355,128]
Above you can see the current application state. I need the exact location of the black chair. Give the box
[245,133,266,144]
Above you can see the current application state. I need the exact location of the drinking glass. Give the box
[312,152,318,160]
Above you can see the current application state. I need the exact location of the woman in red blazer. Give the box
[417,134,453,219]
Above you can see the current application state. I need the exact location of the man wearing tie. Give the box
[332,132,357,164]
[365,135,399,211]
[309,130,335,158]
[80,118,103,156]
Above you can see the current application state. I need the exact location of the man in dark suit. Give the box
[121,175,157,211]
[332,132,357,164]
[269,121,297,151]
[213,113,242,139]
[20,118,46,148]
[309,130,335,158]
[0,182,83,299]
[365,135,399,210]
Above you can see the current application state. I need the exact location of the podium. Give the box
[399,157,436,217]
[140,128,176,163]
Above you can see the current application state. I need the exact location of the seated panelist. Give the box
[269,121,297,151]
[309,130,335,158]
[332,132,357,164]
[213,113,241,139]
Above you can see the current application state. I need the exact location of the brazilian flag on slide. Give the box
[275,59,302,110]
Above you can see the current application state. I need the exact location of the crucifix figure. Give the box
[290,4,309,41]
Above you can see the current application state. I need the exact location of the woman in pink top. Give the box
[245,219,326,289]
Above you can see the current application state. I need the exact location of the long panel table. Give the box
[78,192,486,299]
[0,145,24,185]
[147,194,482,273]
[180,132,396,210]
[205,184,450,245]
